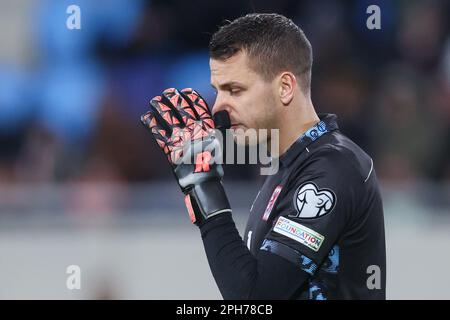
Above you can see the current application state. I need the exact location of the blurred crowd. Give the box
[0,0,449,187]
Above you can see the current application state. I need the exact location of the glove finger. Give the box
[161,87,213,131]
[142,109,186,165]
[178,88,215,141]
[165,88,201,128]
[141,110,176,159]
[180,88,215,129]
[151,90,185,129]
[153,93,198,162]
[162,88,215,144]
[175,88,201,119]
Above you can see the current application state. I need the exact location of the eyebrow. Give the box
[211,81,245,91]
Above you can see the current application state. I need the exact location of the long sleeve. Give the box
[199,212,310,299]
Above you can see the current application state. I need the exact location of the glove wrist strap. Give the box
[184,180,231,226]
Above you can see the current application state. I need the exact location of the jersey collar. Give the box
[278,113,339,168]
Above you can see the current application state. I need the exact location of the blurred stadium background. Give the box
[0,0,449,299]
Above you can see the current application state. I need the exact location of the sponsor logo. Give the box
[291,182,336,219]
[273,216,324,252]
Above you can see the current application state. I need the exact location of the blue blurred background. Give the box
[0,0,449,299]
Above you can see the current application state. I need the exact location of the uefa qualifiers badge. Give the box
[262,185,283,221]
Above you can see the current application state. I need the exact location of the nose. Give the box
[211,93,230,116]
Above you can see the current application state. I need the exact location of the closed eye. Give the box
[229,88,243,96]
[211,82,246,97]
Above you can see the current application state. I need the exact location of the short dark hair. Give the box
[209,13,313,94]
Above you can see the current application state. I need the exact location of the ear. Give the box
[278,72,296,105]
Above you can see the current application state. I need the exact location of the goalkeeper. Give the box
[141,13,386,300]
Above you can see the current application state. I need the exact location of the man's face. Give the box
[210,51,278,145]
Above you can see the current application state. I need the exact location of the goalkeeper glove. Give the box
[140,88,231,226]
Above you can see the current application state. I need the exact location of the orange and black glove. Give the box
[141,88,231,226]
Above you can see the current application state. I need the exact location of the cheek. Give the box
[251,93,276,125]
[239,97,261,126]
[235,88,276,127]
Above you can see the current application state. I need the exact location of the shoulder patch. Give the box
[290,182,336,219]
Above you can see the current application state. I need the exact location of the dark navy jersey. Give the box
[243,113,386,299]
[199,113,386,300]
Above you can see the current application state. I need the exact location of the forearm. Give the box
[199,212,309,300]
